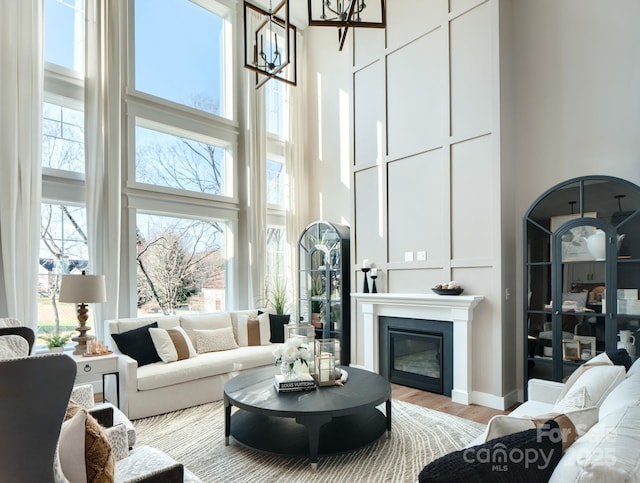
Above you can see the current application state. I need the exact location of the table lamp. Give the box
[59,271,106,355]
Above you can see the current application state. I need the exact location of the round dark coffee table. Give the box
[224,365,392,468]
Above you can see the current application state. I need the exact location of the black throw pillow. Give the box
[111,322,161,367]
[606,348,633,370]
[268,314,290,343]
[418,420,563,483]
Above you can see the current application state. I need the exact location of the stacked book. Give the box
[274,373,316,393]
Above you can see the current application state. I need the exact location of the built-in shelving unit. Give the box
[524,176,640,387]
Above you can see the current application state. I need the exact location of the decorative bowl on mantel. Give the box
[432,287,464,296]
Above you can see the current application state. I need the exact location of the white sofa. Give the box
[474,355,640,481]
[105,310,277,420]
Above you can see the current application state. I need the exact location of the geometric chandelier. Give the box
[244,1,297,89]
[307,0,386,51]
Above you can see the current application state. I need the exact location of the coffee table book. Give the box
[274,373,316,393]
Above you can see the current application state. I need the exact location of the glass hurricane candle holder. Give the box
[314,338,341,386]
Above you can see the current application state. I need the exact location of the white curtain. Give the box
[0,0,43,328]
[244,70,267,308]
[85,0,122,338]
[285,32,309,317]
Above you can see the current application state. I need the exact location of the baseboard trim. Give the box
[470,389,519,411]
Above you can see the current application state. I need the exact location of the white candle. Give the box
[319,353,334,382]
[371,268,378,276]
[362,259,370,268]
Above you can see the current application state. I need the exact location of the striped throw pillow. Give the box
[149,326,197,363]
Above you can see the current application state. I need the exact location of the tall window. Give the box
[134,0,227,117]
[44,0,85,73]
[265,80,287,139]
[265,80,291,307]
[39,0,86,343]
[128,0,237,314]
[267,157,287,206]
[42,102,84,173]
[136,214,227,315]
[38,203,88,336]
[134,123,230,196]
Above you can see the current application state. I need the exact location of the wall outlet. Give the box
[404,251,414,262]
[417,251,426,261]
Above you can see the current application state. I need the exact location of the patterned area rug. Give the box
[133,400,485,483]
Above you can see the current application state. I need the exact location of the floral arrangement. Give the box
[273,338,310,376]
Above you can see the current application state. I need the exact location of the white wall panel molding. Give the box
[387,150,448,264]
[354,60,385,168]
[449,0,493,139]
[387,0,444,52]
[386,30,447,159]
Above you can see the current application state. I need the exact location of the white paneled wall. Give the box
[306,0,640,407]
[350,0,512,408]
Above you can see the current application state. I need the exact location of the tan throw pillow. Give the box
[65,401,115,483]
[149,326,197,363]
[194,327,239,353]
[235,313,271,346]
[485,407,598,452]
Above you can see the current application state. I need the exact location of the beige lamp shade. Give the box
[59,274,106,304]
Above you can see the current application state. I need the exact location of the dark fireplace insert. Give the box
[379,317,453,396]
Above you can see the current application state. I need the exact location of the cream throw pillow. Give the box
[194,327,239,353]
[556,365,626,408]
[558,352,612,399]
[180,313,233,346]
[58,409,87,483]
[149,326,197,363]
[554,386,593,413]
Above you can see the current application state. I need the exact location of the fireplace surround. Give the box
[353,293,483,405]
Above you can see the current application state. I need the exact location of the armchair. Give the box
[0,326,35,358]
[0,354,200,482]
[0,354,76,482]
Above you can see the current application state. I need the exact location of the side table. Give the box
[70,353,120,408]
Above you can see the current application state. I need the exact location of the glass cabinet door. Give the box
[524,176,640,388]
[298,221,350,365]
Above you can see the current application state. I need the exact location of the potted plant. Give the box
[265,277,289,315]
[41,331,72,352]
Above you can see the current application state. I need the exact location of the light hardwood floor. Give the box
[391,384,517,425]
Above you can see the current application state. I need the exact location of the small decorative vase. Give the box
[280,360,300,380]
[49,347,64,353]
[617,330,636,359]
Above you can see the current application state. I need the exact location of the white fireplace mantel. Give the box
[352,292,484,405]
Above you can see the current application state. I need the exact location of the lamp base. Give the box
[72,330,94,355]
[72,302,94,355]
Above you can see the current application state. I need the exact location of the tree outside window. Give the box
[38,203,87,340]
[136,214,227,315]
[135,124,228,196]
